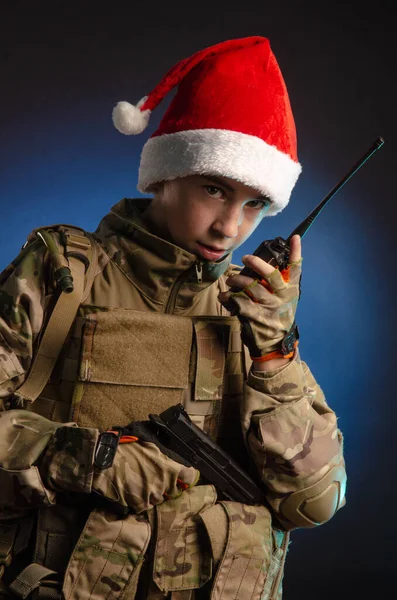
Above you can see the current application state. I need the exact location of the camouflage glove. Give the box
[219,235,302,361]
[91,421,200,515]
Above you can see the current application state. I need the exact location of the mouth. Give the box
[196,242,229,261]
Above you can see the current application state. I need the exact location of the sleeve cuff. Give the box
[247,351,306,400]
[40,426,99,494]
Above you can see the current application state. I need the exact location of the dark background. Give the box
[1,2,396,598]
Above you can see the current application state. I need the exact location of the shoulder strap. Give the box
[14,227,98,406]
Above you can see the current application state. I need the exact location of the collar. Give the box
[93,198,232,310]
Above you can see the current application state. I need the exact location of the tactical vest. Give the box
[0,226,289,600]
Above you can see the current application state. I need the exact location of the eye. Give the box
[246,199,272,211]
[203,185,225,199]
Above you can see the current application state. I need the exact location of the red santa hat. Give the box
[112,36,301,216]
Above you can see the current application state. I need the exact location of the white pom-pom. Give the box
[112,97,151,135]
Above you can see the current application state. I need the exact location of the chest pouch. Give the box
[71,309,194,430]
[70,310,245,441]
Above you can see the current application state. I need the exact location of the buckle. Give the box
[63,232,90,251]
[63,232,91,273]
[94,430,121,470]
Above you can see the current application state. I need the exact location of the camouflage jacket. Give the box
[0,198,346,599]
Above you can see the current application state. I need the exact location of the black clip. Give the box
[94,430,121,470]
[280,322,300,355]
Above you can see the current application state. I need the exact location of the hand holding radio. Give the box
[219,138,384,363]
[218,235,302,362]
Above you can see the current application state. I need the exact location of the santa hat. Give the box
[112,36,301,216]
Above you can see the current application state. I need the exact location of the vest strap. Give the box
[14,256,85,405]
[14,229,95,406]
[171,592,193,600]
[0,518,35,583]
[8,564,60,600]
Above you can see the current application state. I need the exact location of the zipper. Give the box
[164,261,204,314]
[269,532,290,600]
[195,261,203,283]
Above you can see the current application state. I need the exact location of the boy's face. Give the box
[145,174,272,261]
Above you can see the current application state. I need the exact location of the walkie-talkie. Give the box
[233,137,384,283]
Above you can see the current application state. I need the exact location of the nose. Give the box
[211,204,242,239]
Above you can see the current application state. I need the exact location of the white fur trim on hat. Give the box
[138,129,302,215]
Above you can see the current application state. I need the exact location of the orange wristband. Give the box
[251,340,298,362]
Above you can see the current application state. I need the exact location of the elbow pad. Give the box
[280,465,346,528]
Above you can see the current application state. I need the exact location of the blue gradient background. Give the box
[1,3,396,598]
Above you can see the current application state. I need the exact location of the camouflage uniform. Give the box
[0,198,346,599]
